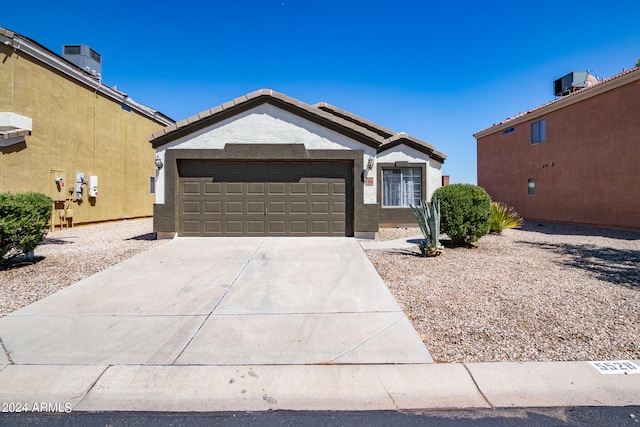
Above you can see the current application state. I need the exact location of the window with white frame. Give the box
[531,119,546,144]
[150,176,156,195]
[382,168,422,207]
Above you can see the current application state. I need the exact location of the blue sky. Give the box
[4,1,640,184]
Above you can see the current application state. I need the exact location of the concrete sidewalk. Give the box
[0,236,638,412]
[1,361,638,411]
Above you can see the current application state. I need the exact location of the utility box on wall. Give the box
[49,170,67,202]
[88,175,98,197]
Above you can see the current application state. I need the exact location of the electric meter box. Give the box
[89,175,98,197]
[49,170,67,202]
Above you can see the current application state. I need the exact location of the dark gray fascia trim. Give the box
[378,138,447,164]
[150,96,382,150]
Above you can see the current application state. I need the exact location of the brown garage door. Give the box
[177,160,353,236]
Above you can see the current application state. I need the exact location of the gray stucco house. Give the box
[150,89,446,238]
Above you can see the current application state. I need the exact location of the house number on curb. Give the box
[588,360,640,374]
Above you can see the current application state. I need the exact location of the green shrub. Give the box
[431,184,491,246]
[490,201,523,234]
[410,199,443,257]
[0,192,53,263]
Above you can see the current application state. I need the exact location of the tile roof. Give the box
[475,67,640,136]
[150,89,446,162]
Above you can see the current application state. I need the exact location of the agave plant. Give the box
[490,201,524,234]
[410,199,444,257]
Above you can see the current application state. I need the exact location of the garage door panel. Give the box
[290,182,308,195]
[225,201,243,214]
[182,220,201,234]
[311,221,329,233]
[247,201,265,214]
[226,221,243,233]
[225,183,243,194]
[204,221,222,233]
[182,201,200,214]
[268,183,286,195]
[333,221,346,233]
[311,201,329,214]
[182,181,201,195]
[268,221,286,233]
[311,183,329,195]
[204,182,221,195]
[247,221,266,233]
[204,201,222,214]
[290,201,307,214]
[268,201,286,214]
[178,161,351,236]
[248,183,265,195]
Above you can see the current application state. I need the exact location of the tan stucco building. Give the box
[475,67,640,231]
[0,27,173,227]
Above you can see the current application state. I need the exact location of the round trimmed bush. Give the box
[431,184,491,246]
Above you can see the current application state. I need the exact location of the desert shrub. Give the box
[0,192,53,263]
[431,184,491,246]
[490,201,524,234]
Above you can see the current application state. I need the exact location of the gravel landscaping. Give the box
[366,222,640,363]
[2,218,638,364]
[0,218,166,317]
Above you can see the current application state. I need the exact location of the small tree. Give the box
[431,184,492,246]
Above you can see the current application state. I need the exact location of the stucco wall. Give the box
[0,43,166,225]
[155,104,378,205]
[375,144,442,226]
[477,74,640,230]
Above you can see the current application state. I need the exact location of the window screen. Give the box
[382,168,422,207]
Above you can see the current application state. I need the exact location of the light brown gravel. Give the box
[374,226,421,242]
[0,218,166,317]
[367,222,640,363]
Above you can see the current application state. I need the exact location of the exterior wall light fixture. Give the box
[155,156,163,170]
[367,156,374,170]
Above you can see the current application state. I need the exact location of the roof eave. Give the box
[378,136,447,163]
[150,90,385,150]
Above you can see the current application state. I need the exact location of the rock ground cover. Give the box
[0,218,166,317]
[367,222,640,362]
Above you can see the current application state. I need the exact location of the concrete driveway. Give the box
[0,237,432,366]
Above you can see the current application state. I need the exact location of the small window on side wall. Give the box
[531,119,546,144]
[150,176,156,195]
[528,178,535,195]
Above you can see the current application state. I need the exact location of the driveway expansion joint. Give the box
[330,314,407,363]
[170,238,266,365]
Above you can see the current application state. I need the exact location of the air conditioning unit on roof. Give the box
[554,71,597,96]
[62,44,102,77]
